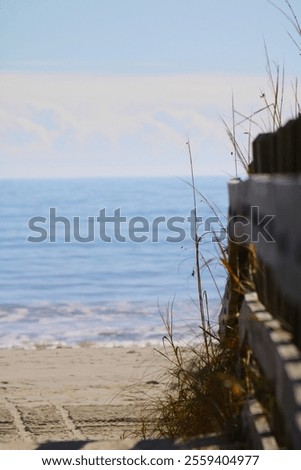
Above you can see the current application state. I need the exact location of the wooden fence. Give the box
[220,115,301,449]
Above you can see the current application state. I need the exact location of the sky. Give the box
[1,0,301,179]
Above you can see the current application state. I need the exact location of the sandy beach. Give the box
[0,346,169,450]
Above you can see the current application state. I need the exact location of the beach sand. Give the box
[0,346,169,450]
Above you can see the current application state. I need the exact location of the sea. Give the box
[0,176,228,349]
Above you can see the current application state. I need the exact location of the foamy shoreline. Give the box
[0,346,168,449]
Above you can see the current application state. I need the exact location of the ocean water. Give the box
[0,176,228,348]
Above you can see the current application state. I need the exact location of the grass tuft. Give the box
[138,320,245,442]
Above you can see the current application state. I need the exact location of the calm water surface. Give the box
[0,176,228,348]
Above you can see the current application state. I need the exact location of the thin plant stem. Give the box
[186,140,210,360]
[232,93,238,178]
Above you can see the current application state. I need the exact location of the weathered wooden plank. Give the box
[239,293,301,449]
[253,133,274,173]
[241,398,279,450]
[252,116,301,174]
[296,117,301,172]
[227,175,301,346]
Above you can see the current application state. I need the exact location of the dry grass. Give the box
[222,55,287,175]
[269,0,301,54]
[138,321,245,442]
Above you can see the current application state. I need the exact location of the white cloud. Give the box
[0,71,295,178]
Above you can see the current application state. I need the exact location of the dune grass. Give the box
[139,325,245,441]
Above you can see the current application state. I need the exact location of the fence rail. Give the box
[228,175,301,348]
[220,115,301,449]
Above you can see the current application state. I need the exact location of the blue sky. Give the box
[1,0,300,178]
